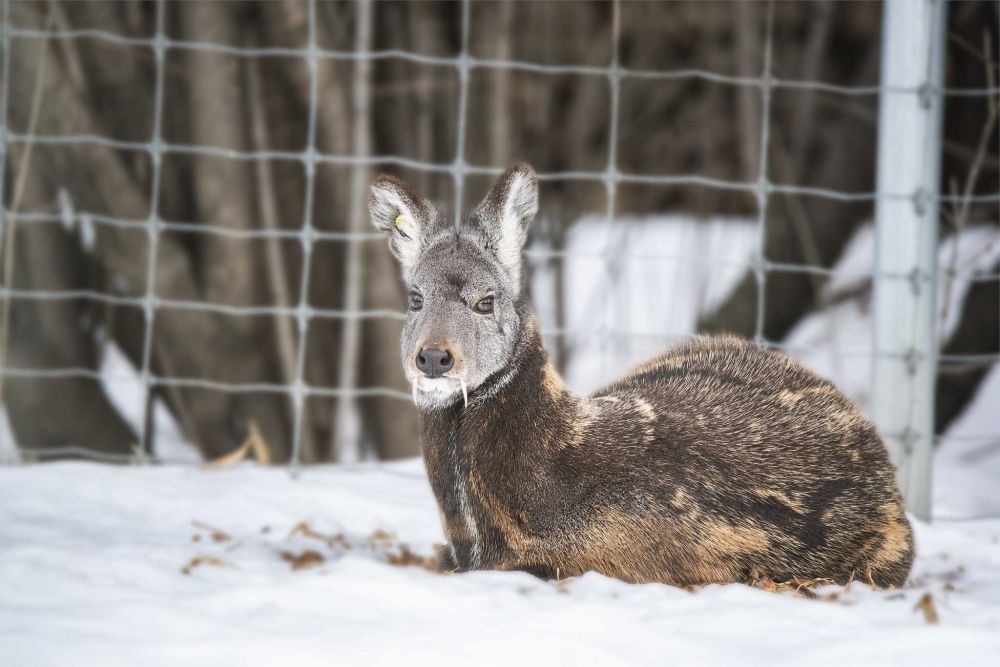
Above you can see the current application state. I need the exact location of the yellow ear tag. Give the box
[395,213,409,229]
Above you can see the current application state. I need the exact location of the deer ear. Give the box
[370,175,441,278]
[470,163,538,287]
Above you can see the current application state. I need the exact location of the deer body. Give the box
[371,164,914,588]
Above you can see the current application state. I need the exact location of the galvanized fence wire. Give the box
[0,0,996,466]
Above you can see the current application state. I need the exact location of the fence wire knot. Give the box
[917,81,934,109]
[903,347,922,377]
[898,426,917,456]
[911,187,932,216]
[908,266,925,297]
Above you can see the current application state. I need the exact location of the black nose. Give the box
[416,347,454,378]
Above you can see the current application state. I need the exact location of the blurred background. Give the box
[0,1,996,516]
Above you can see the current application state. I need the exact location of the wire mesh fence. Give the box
[0,0,996,518]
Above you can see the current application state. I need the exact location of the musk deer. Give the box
[370,163,914,588]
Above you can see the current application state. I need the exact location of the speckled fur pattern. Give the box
[372,164,914,589]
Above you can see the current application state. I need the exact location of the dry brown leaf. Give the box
[192,520,232,543]
[202,437,251,470]
[750,574,838,599]
[283,523,437,572]
[786,576,836,592]
[246,419,272,466]
[279,549,325,570]
[554,572,576,593]
[288,521,349,548]
[756,577,778,593]
[202,420,272,469]
[385,545,437,571]
[181,555,225,575]
[914,592,940,624]
[369,529,394,545]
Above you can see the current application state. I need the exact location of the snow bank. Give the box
[1,461,998,666]
[529,214,757,391]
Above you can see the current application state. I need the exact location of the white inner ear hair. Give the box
[497,171,538,287]
[372,185,423,273]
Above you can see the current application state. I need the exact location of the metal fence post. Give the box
[872,0,948,521]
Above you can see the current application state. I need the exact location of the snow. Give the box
[531,217,998,419]
[0,338,201,465]
[785,222,1000,408]
[98,341,201,464]
[58,189,95,252]
[0,461,998,666]
[933,363,1000,520]
[530,215,758,389]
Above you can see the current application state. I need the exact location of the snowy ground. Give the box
[0,461,998,666]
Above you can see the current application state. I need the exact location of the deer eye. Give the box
[473,296,494,314]
[408,292,424,311]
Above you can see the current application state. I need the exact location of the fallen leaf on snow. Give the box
[749,574,838,599]
[288,521,350,549]
[193,520,232,543]
[369,529,394,546]
[181,555,225,575]
[279,549,325,570]
[914,592,940,624]
[385,544,437,571]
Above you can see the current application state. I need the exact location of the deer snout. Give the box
[416,347,454,378]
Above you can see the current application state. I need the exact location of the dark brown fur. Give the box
[423,321,914,588]
[372,164,914,589]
